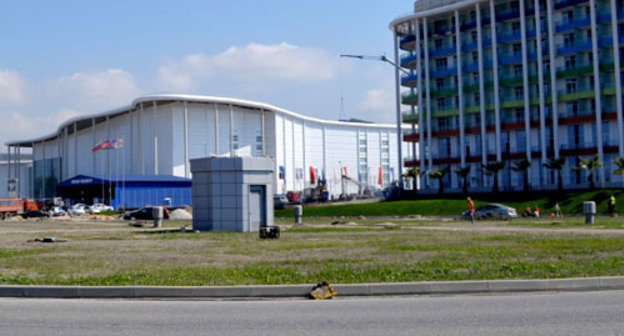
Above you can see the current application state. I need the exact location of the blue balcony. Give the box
[597,8,624,23]
[555,0,589,10]
[464,60,493,72]
[400,34,415,49]
[557,41,592,55]
[435,25,455,35]
[401,74,419,86]
[498,32,521,43]
[430,45,457,58]
[430,67,458,78]
[498,8,520,21]
[599,34,624,48]
[556,18,591,33]
[400,53,418,66]
[500,54,523,65]
[462,38,492,51]
[461,20,477,31]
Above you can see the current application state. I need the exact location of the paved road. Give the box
[1,291,623,336]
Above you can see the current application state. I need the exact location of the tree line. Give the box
[404,155,624,195]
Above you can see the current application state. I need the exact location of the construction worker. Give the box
[467,197,475,223]
[608,195,616,216]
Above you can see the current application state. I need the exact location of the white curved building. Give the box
[5,94,412,201]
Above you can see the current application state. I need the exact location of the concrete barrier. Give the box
[1,277,623,299]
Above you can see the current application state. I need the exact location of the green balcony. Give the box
[431,108,459,118]
[465,103,495,114]
[402,112,419,123]
[557,65,593,79]
[464,82,494,93]
[500,99,524,108]
[499,76,524,86]
[401,92,418,105]
[558,90,595,102]
[430,87,459,98]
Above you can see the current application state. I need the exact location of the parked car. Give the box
[274,194,289,210]
[50,206,66,217]
[21,210,51,219]
[87,203,115,214]
[123,207,170,220]
[67,204,87,216]
[462,203,517,220]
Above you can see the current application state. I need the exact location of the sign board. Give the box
[7,178,17,198]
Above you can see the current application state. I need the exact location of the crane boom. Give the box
[340,54,410,75]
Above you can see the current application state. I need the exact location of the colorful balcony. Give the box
[556,65,593,79]
[430,86,458,98]
[400,53,418,68]
[500,54,522,65]
[498,32,521,43]
[555,17,591,33]
[430,67,458,78]
[557,41,592,55]
[401,92,418,105]
[555,0,589,10]
[399,34,415,50]
[462,38,492,52]
[497,8,520,21]
[402,113,419,124]
[401,74,419,87]
[430,45,457,58]
[558,89,595,102]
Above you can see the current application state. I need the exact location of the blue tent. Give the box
[57,174,191,209]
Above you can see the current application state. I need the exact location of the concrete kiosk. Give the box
[190,156,275,232]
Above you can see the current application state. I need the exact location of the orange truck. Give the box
[0,198,38,220]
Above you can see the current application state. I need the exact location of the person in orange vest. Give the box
[467,197,476,223]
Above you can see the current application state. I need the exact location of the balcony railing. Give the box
[462,38,492,51]
[400,53,418,66]
[430,67,458,78]
[557,41,592,55]
[430,45,457,58]
[555,0,589,10]
[401,74,419,86]
[556,64,593,79]
[555,17,591,33]
[500,54,523,65]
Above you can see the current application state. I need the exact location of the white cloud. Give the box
[158,42,337,92]
[0,70,27,105]
[48,69,142,110]
[359,88,396,113]
[0,109,85,143]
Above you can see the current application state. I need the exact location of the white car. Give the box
[68,204,86,216]
[87,203,114,214]
[50,206,66,217]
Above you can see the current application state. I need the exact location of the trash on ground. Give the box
[309,281,337,300]
[331,221,358,226]
[28,236,67,243]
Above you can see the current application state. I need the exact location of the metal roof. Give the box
[6,94,405,147]
[57,174,192,188]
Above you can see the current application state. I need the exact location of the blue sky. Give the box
[0,0,411,144]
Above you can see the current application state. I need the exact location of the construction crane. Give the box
[340,54,410,75]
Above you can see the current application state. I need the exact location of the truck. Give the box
[0,198,38,220]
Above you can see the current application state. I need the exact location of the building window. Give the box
[436,78,444,90]
[514,87,523,99]
[512,43,521,55]
[513,64,522,77]
[472,52,478,63]
[436,58,447,70]
[564,33,575,46]
[563,10,573,23]
[437,97,446,109]
[564,56,576,70]
[566,78,577,94]
[435,39,443,49]
[512,22,520,34]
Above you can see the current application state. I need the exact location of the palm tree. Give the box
[613,157,624,186]
[482,161,506,194]
[402,167,420,191]
[543,157,567,191]
[573,155,602,190]
[511,159,531,192]
[454,166,471,195]
[428,166,450,195]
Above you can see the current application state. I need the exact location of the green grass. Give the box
[1,218,624,286]
[275,190,624,218]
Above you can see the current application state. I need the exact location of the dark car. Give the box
[21,210,51,219]
[462,203,518,220]
[123,207,170,220]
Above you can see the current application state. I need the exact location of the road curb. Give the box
[1,277,623,299]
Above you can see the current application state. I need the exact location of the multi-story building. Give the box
[391,0,624,192]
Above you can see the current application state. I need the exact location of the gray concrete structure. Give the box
[190,156,274,232]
